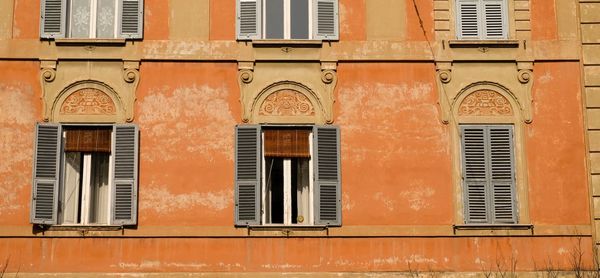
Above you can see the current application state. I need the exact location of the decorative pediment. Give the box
[59,88,117,115]
[259,89,315,116]
[458,90,513,116]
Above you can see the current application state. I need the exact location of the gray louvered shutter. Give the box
[313,0,338,40]
[31,123,61,224]
[456,0,480,39]
[313,125,341,226]
[489,126,516,223]
[461,125,516,224]
[483,0,507,39]
[461,126,489,223]
[111,124,139,225]
[119,0,144,39]
[40,0,66,38]
[237,0,261,40]
[235,125,261,226]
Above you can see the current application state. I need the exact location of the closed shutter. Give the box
[111,124,139,225]
[31,123,61,224]
[235,125,261,226]
[313,0,338,40]
[237,0,262,40]
[456,0,480,39]
[313,125,341,226]
[461,126,489,223]
[119,0,144,39]
[489,126,516,223]
[483,0,507,39]
[461,125,516,224]
[40,0,66,38]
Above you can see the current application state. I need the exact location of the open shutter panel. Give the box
[314,125,341,226]
[119,0,144,39]
[237,0,261,40]
[235,125,261,226]
[313,0,338,40]
[483,0,507,39]
[461,126,489,223]
[111,124,139,225]
[489,126,516,223]
[31,123,61,224]
[40,0,66,38]
[457,0,480,39]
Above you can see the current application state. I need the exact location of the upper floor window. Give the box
[40,0,143,39]
[456,0,507,40]
[31,123,139,226]
[460,125,517,224]
[234,125,341,226]
[237,0,338,40]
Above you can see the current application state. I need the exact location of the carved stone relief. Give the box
[259,89,315,116]
[59,88,117,115]
[458,90,513,116]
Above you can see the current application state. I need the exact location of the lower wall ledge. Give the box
[0,225,591,238]
[0,271,596,278]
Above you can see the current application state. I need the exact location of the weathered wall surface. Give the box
[0,0,595,275]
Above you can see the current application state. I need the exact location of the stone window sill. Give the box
[250,39,324,48]
[33,225,126,237]
[246,225,329,237]
[448,39,520,48]
[453,224,534,236]
[54,38,127,46]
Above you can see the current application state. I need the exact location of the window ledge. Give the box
[44,225,124,231]
[453,224,533,236]
[246,225,329,237]
[251,39,324,48]
[54,38,127,46]
[448,39,520,48]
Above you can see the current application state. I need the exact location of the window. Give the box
[456,0,507,40]
[31,123,139,226]
[460,125,517,224]
[40,0,143,39]
[237,0,338,40]
[234,125,341,226]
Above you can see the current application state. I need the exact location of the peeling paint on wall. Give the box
[0,84,34,217]
[140,184,232,214]
[138,85,236,162]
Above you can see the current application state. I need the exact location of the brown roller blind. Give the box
[264,129,310,158]
[64,128,111,153]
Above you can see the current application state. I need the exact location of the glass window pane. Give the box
[70,0,91,38]
[290,0,309,39]
[265,0,284,39]
[61,152,82,224]
[96,0,116,38]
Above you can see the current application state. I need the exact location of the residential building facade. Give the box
[0,0,596,276]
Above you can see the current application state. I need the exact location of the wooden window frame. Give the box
[262,0,313,40]
[67,0,120,39]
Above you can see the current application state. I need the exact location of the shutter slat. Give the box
[235,126,261,225]
[119,0,143,39]
[314,126,341,226]
[457,0,480,39]
[313,0,338,40]
[111,124,139,225]
[237,0,261,40]
[484,2,506,39]
[40,0,66,38]
[489,126,516,223]
[31,123,61,224]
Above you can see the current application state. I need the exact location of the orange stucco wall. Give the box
[527,62,589,224]
[0,0,594,275]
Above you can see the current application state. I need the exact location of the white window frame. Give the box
[68,0,119,38]
[58,127,114,226]
[261,131,314,226]
[262,0,313,40]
